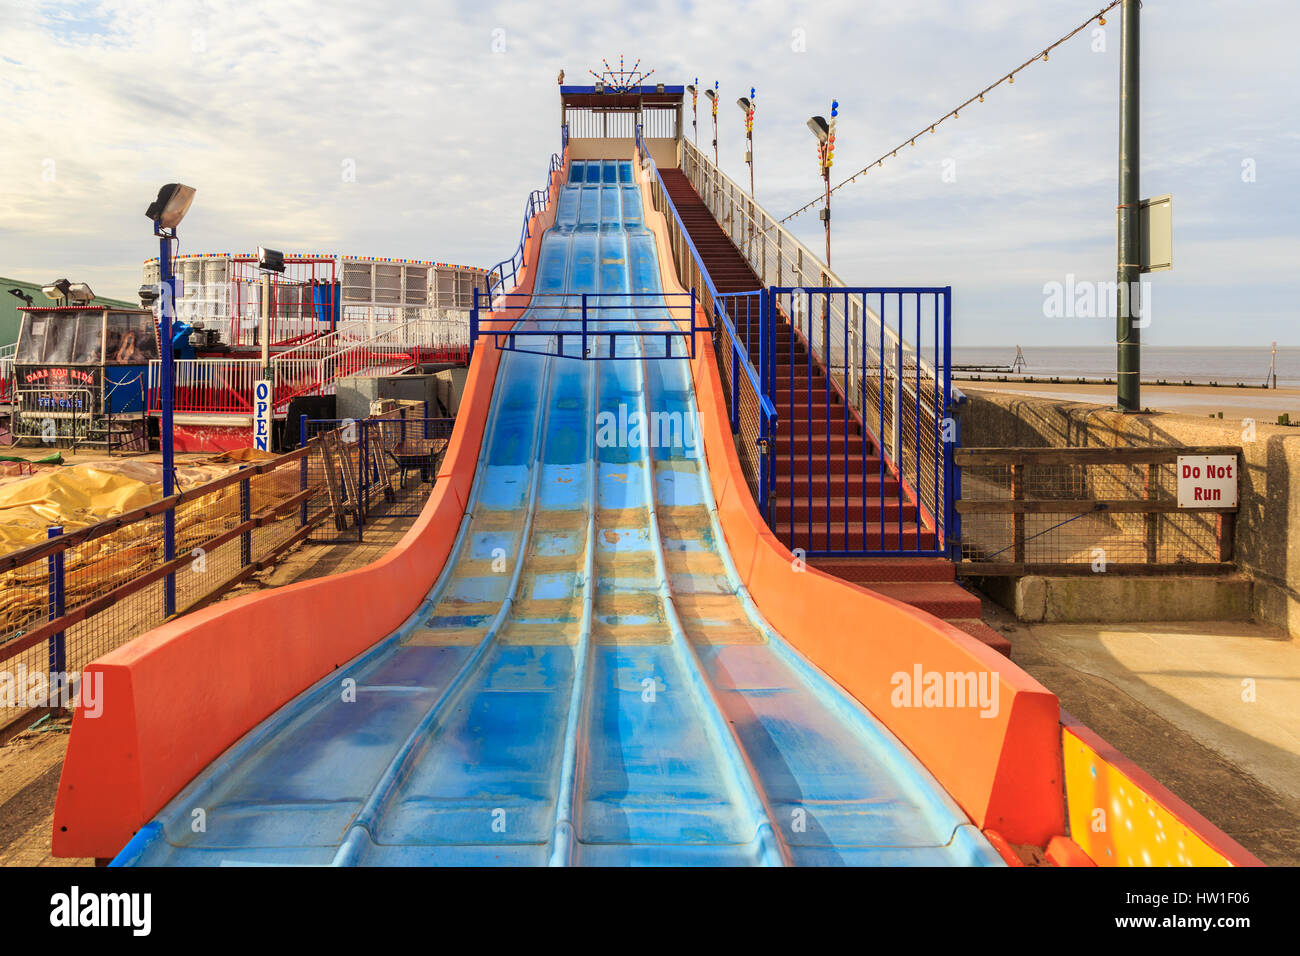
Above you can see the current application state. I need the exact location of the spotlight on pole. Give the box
[144,180,196,618]
[686,79,699,145]
[704,82,719,165]
[736,90,756,200]
[258,246,287,274]
[41,278,72,303]
[145,184,196,232]
[7,287,34,307]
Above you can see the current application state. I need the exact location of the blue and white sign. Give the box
[253,379,273,452]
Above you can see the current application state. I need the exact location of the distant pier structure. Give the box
[953,344,1027,375]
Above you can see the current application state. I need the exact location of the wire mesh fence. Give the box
[955,446,1238,571]
[300,409,454,542]
[0,442,329,727]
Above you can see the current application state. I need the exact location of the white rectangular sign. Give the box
[1177,455,1237,509]
[1139,194,1173,273]
[253,379,273,452]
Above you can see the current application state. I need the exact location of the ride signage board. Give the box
[253,379,273,452]
[1176,455,1237,509]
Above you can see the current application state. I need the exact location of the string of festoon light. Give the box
[779,1,1124,225]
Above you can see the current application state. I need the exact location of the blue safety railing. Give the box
[637,124,957,557]
[470,291,712,361]
[764,287,954,558]
[636,123,781,514]
[486,151,565,301]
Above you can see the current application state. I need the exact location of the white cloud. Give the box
[0,0,1296,346]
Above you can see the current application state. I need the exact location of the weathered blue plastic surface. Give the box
[115,161,1002,867]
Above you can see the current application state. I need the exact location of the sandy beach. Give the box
[957,379,1300,422]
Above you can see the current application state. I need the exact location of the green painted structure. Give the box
[0,277,137,349]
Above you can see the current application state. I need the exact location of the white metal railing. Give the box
[142,316,473,416]
[272,320,373,362]
[272,317,471,409]
[0,343,15,403]
[679,139,949,463]
[149,359,263,415]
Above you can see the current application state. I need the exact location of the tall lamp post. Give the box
[806,99,838,268]
[686,79,698,146]
[704,81,719,166]
[257,246,286,380]
[736,89,756,197]
[1116,0,1141,412]
[144,182,196,618]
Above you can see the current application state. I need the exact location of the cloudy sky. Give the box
[1,0,1296,346]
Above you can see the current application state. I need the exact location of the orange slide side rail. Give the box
[51,153,570,860]
[636,156,1262,864]
[1061,714,1262,867]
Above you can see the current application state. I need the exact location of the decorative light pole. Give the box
[686,79,699,145]
[736,88,756,197]
[806,99,838,268]
[704,81,719,166]
[144,182,196,617]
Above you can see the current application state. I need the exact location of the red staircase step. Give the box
[662,167,1002,651]
[857,581,982,619]
[772,525,937,552]
[769,498,916,523]
[947,619,1013,658]
[808,557,956,583]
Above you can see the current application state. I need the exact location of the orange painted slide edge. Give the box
[635,159,1065,847]
[51,150,570,861]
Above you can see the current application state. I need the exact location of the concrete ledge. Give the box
[976,573,1254,624]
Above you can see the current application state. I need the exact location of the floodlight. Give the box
[145,183,197,229]
[7,287,33,306]
[67,281,95,304]
[42,278,71,302]
[258,246,286,274]
[807,115,829,143]
[736,97,752,113]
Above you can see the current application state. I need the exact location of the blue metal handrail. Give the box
[636,125,776,425]
[486,151,565,301]
[473,291,711,361]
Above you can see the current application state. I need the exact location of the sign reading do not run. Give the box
[1176,455,1238,509]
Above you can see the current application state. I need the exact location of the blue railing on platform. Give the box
[470,291,711,361]
[486,151,565,302]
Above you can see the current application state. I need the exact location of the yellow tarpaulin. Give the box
[0,453,269,555]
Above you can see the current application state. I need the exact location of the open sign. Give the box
[253,379,272,452]
[1177,455,1238,508]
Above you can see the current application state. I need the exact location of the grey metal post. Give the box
[1116,0,1141,412]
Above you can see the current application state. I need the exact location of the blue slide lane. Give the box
[113,160,1002,867]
